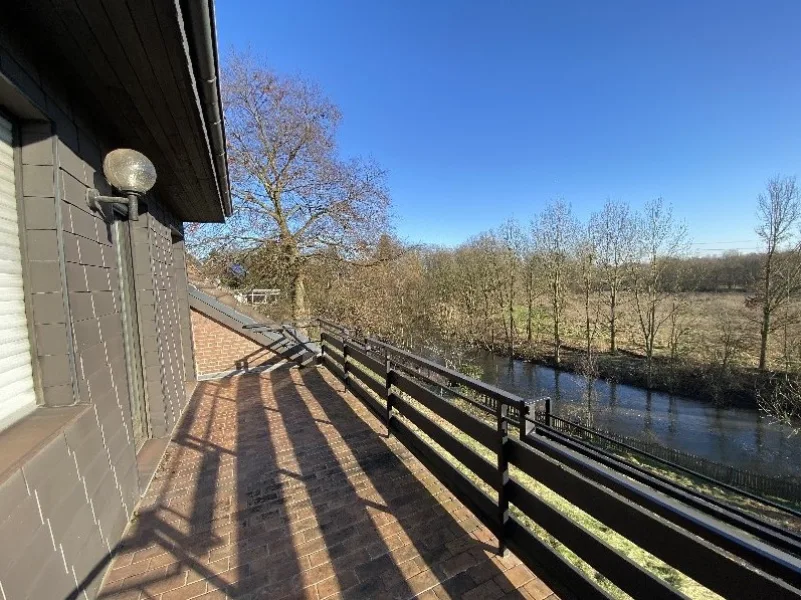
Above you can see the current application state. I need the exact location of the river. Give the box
[467,350,801,477]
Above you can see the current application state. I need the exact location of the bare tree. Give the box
[590,199,636,354]
[533,199,577,365]
[577,221,602,358]
[629,198,688,384]
[757,375,801,436]
[190,51,390,323]
[755,175,801,370]
[523,248,540,344]
[496,219,525,356]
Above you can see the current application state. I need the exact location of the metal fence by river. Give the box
[469,349,801,478]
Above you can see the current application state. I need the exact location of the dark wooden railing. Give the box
[317,324,801,600]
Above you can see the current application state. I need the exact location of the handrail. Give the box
[366,336,529,409]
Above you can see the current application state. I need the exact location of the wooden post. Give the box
[342,339,350,386]
[385,354,393,436]
[497,400,509,556]
[545,397,552,428]
[518,400,534,439]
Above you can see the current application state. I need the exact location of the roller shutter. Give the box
[0,115,37,431]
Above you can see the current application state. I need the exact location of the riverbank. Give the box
[475,340,775,409]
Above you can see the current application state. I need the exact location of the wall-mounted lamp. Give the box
[86,148,157,221]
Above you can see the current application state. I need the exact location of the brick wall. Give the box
[191,308,274,377]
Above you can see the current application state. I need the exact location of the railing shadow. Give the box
[290,366,532,598]
[92,352,540,600]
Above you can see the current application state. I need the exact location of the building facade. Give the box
[0,2,229,598]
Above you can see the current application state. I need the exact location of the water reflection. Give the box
[468,350,801,477]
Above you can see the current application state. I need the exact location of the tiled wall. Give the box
[131,203,192,437]
[191,309,274,377]
[0,26,195,600]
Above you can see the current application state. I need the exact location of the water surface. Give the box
[468,350,801,477]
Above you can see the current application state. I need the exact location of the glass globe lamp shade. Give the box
[102,149,157,194]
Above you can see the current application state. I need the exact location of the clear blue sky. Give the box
[215,0,801,254]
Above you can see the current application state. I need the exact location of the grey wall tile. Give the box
[85,265,110,291]
[34,323,68,355]
[65,262,87,291]
[0,497,42,571]
[23,196,57,230]
[41,383,73,406]
[73,319,101,351]
[38,353,71,387]
[69,291,94,322]
[21,435,74,515]
[69,204,98,240]
[25,229,58,260]
[20,123,54,166]
[0,525,56,599]
[0,470,30,530]
[62,169,87,208]
[31,292,66,324]
[28,260,61,293]
[24,550,76,600]
[57,140,84,182]
[21,164,55,197]
[78,236,104,266]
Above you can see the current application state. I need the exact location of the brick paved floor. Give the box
[98,361,558,600]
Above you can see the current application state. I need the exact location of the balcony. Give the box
[95,319,801,600]
[97,358,555,600]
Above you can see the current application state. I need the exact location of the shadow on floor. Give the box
[94,359,554,600]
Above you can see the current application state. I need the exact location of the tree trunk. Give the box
[291,269,308,322]
[508,288,515,357]
[759,261,772,371]
[553,271,561,365]
[584,281,591,357]
[609,288,617,354]
[526,288,533,343]
[759,306,771,371]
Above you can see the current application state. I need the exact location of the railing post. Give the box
[342,338,350,386]
[518,400,533,440]
[385,353,393,436]
[496,400,509,556]
[545,397,552,428]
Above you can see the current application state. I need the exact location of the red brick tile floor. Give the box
[98,362,559,600]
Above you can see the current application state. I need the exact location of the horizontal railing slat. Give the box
[347,362,386,397]
[507,479,688,600]
[391,393,497,489]
[368,337,526,407]
[345,376,384,421]
[504,517,611,600]
[536,424,801,556]
[521,433,801,588]
[508,438,801,599]
[392,361,496,415]
[392,372,497,449]
[321,332,344,352]
[346,344,387,377]
[390,417,498,531]
[322,353,344,376]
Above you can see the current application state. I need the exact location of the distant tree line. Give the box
[190,51,801,429]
